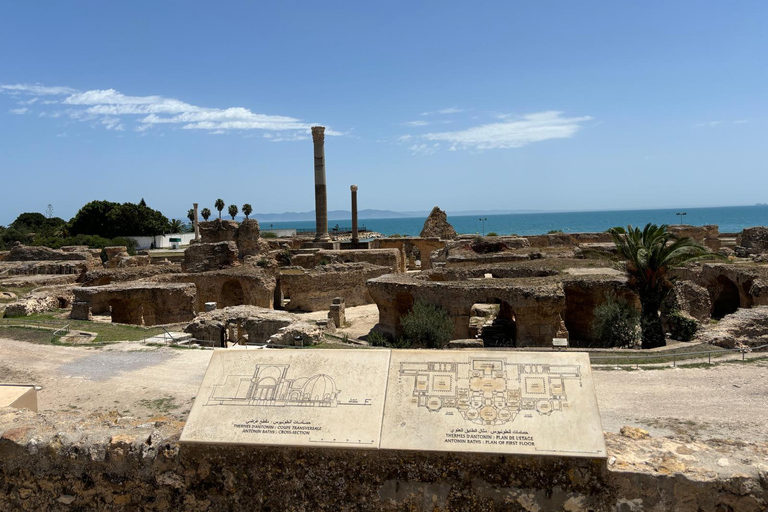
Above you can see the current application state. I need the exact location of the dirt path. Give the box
[2,324,767,444]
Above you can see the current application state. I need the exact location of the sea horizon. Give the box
[258,204,768,238]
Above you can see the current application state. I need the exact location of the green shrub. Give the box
[591,293,640,348]
[668,311,699,341]
[256,257,271,268]
[319,257,331,266]
[400,300,453,349]
[276,249,292,266]
[547,229,564,235]
[366,331,390,347]
[262,232,277,239]
[486,232,498,237]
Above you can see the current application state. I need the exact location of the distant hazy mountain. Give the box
[251,209,548,222]
[252,209,417,222]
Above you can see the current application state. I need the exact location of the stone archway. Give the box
[712,276,740,318]
[470,300,516,347]
[220,279,245,308]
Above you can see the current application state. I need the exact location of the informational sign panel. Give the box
[181,349,391,448]
[379,350,606,457]
[182,349,606,458]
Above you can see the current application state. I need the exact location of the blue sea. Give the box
[262,205,768,237]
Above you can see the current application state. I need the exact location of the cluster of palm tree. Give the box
[609,223,721,349]
[185,200,255,224]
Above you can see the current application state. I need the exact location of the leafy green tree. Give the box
[187,209,195,223]
[609,223,717,349]
[139,198,147,207]
[242,203,253,220]
[168,219,184,233]
[228,204,238,220]
[214,199,225,220]
[400,299,454,348]
[201,208,211,221]
[68,200,169,238]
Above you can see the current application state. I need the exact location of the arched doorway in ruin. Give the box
[273,279,285,310]
[469,299,516,347]
[220,279,245,308]
[712,276,740,318]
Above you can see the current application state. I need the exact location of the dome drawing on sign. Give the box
[207,364,341,408]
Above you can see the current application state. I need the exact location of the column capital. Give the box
[350,185,358,192]
[311,126,325,142]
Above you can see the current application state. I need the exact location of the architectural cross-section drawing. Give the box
[399,358,582,425]
[206,364,342,408]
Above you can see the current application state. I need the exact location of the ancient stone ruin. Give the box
[420,206,457,239]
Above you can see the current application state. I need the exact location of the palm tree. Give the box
[201,208,211,221]
[228,204,238,220]
[609,223,718,349]
[214,199,225,220]
[187,209,195,223]
[168,219,184,233]
[242,203,253,220]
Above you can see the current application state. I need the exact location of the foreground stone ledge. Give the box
[1,408,766,511]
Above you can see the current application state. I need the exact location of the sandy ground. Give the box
[1,304,767,444]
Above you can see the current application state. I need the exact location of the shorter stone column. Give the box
[350,185,359,244]
[193,203,200,241]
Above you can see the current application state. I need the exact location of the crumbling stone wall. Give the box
[292,248,403,273]
[367,272,567,346]
[182,242,239,272]
[70,283,196,325]
[1,408,765,512]
[280,262,391,312]
[372,238,446,271]
[154,269,276,311]
[739,226,768,256]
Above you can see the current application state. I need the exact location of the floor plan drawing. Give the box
[399,357,583,425]
[206,364,345,408]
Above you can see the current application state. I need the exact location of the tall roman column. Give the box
[193,203,200,241]
[350,185,359,244]
[312,126,331,242]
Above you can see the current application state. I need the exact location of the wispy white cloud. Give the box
[1,83,340,139]
[694,120,722,128]
[9,107,29,115]
[734,120,749,124]
[0,84,78,96]
[18,98,38,105]
[421,107,463,116]
[404,120,429,127]
[420,111,592,150]
[409,143,439,155]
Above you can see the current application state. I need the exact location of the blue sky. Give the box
[1,1,766,225]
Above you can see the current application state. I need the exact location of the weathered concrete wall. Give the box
[561,277,638,344]
[1,408,765,512]
[280,262,392,312]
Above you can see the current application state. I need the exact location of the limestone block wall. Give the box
[280,263,392,312]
